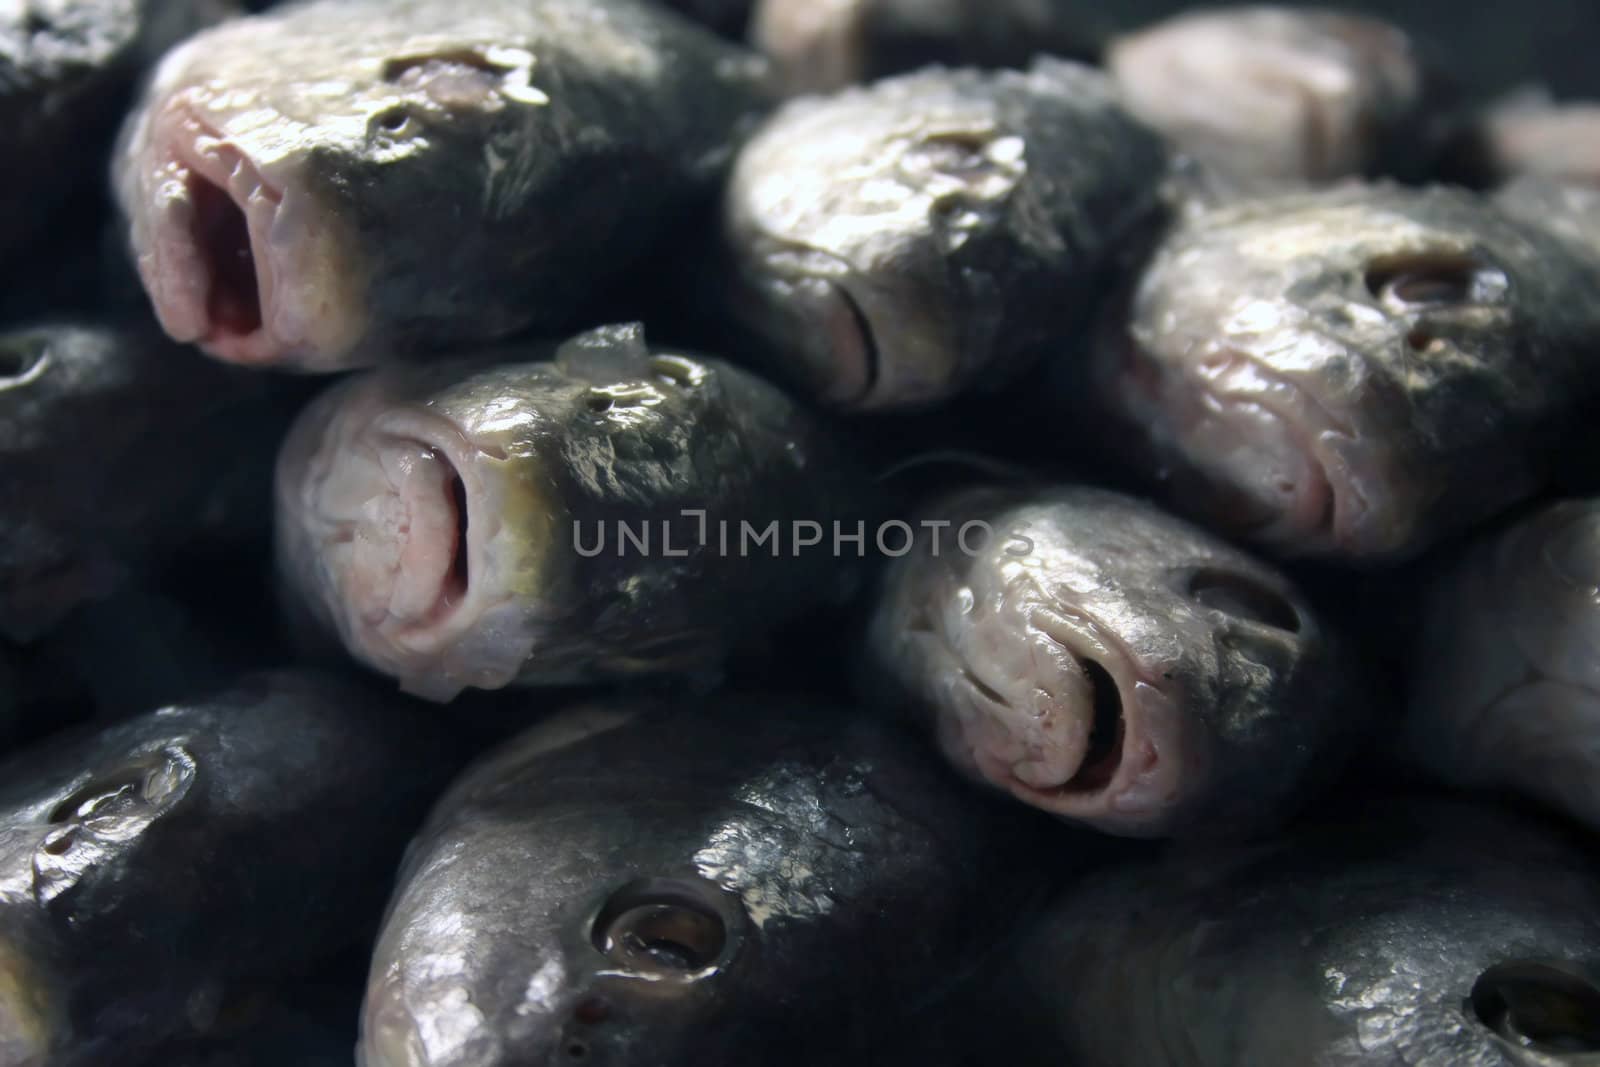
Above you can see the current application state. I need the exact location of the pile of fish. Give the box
[5,0,1600,1064]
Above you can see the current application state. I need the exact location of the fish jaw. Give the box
[122,90,366,370]
[275,377,548,701]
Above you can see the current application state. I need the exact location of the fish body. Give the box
[862,485,1354,837]
[275,323,871,700]
[992,797,1600,1066]
[1446,89,1600,188]
[361,695,1058,1067]
[721,60,1168,411]
[0,670,467,1067]
[0,319,293,642]
[1107,6,1445,188]
[1407,499,1600,833]
[1082,182,1600,561]
[115,0,771,370]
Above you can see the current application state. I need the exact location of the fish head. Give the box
[876,489,1331,836]
[724,73,1031,410]
[275,326,735,699]
[118,9,564,370]
[1108,7,1426,184]
[1098,186,1542,559]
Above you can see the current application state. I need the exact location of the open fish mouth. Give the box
[133,100,364,368]
[936,605,1197,836]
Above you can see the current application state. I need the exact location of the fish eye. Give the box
[371,106,416,136]
[1364,252,1492,307]
[0,339,47,385]
[591,877,734,978]
[1470,960,1600,1055]
[1186,569,1302,633]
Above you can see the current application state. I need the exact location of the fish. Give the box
[748,0,1103,96]
[0,669,469,1067]
[1078,182,1600,561]
[114,0,771,372]
[1406,499,1600,834]
[0,317,297,642]
[861,485,1355,838]
[359,693,1063,1067]
[0,0,234,269]
[274,323,872,701]
[986,796,1600,1067]
[718,60,1169,411]
[1443,88,1600,188]
[657,0,753,38]
[1107,6,1446,188]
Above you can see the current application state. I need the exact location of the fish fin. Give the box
[555,323,652,378]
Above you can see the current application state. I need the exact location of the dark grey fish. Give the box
[862,485,1355,837]
[749,0,1103,95]
[1407,499,1600,833]
[0,318,295,642]
[1080,182,1600,561]
[360,694,1059,1067]
[0,669,468,1067]
[275,323,871,701]
[720,60,1168,411]
[114,0,770,371]
[990,797,1600,1067]
[656,0,752,38]
[0,0,233,269]
[1107,6,1446,188]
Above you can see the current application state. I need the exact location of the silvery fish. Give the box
[0,670,466,1067]
[1407,499,1600,834]
[115,0,770,371]
[1107,6,1444,188]
[989,797,1600,1066]
[862,485,1355,837]
[720,60,1168,411]
[274,323,870,701]
[360,695,1059,1067]
[1081,182,1600,561]
[1444,88,1600,188]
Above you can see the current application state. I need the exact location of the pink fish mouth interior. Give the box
[188,172,264,340]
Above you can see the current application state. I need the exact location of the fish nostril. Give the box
[1364,251,1487,306]
[1188,569,1302,633]
[0,340,46,384]
[563,1039,590,1060]
[591,878,730,978]
[1470,960,1600,1054]
[189,175,261,337]
[1406,328,1436,352]
[1063,658,1125,791]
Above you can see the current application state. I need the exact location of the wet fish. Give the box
[989,797,1600,1067]
[1079,182,1600,561]
[0,669,468,1067]
[1406,499,1600,833]
[114,0,771,371]
[749,0,1103,96]
[862,485,1354,838]
[1107,6,1445,187]
[0,0,233,269]
[657,0,752,38]
[360,694,1059,1067]
[719,60,1169,411]
[0,318,295,642]
[275,323,871,701]
[1444,88,1600,188]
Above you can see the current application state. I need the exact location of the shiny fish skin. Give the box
[0,670,468,1067]
[1406,499,1600,833]
[0,0,234,269]
[992,798,1600,1067]
[1082,182,1600,562]
[721,60,1168,411]
[360,695,1056,1067]
[275,323,871,701]
[115,0,771,371]
[862,486,1354,838]
[1107,6,1444,188]
[0,319,293,643]
[749,0,1102,96]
